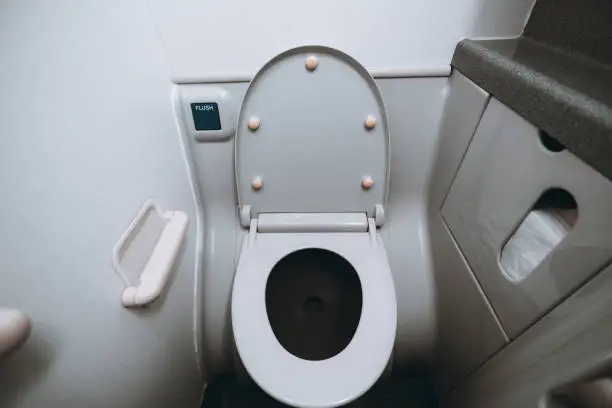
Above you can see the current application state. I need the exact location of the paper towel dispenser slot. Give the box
[539,130,566,153]
[500,188,578,283]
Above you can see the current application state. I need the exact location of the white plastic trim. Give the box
[368,218,378,248]
[112,200,188,308]
[0,308,30,358]
[369,65,451,78]
[248,218,257,248]
[172,65,451,84]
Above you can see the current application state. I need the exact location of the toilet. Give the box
[231,46,397,408]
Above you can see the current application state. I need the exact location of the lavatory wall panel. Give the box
[150,0,535,82]
[441,98,612,339]
[427,72,508,392]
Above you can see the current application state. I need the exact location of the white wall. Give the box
[0,1,202,407]
[151,0,535,82]
[0,0,536,406]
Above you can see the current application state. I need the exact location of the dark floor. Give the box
[202,375,437,408]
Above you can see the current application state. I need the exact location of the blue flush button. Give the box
[191,102,221,131]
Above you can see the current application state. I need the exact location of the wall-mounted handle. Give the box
[113,200,188,308]
[0,308,30,358]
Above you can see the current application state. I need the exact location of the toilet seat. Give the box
[232,229,397,408]
[231,46,395,407]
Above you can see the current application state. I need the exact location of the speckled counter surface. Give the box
[451,37,612,181]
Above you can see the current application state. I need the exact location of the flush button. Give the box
[191,102,221,131]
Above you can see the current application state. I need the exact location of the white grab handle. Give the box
[0,308,30,358]
[113,200,188,308]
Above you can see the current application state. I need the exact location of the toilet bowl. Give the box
[231,46,397,408]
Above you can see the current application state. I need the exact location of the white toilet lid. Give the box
[234,45,390,218]
[232,235,397,408]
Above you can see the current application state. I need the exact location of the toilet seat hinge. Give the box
[374,204,385,227]
[240,205,252,228]
[254,213,370,233]
[242,207,385,237]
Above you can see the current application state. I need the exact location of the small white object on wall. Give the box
[112,200,188,308]
[0,308,30,358]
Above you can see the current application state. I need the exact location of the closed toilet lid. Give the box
[232,234,397,408]
[235,46,390,218]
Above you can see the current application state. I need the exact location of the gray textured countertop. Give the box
[452,38,612,181]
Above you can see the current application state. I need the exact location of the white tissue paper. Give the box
[501,209,570,283]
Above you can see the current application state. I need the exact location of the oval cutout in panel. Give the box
[539,130,567,153]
